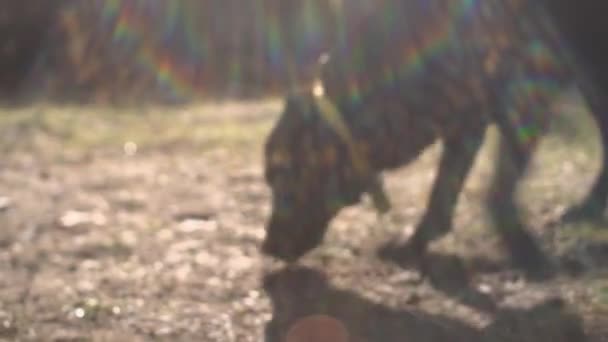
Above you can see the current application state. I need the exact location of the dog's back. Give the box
[315,0,571,168]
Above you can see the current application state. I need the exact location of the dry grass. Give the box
[0,92,607,341]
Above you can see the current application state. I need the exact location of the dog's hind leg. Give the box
[488,126,555,279]
[563,83,608,222]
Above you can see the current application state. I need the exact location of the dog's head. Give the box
[261,93,380,262]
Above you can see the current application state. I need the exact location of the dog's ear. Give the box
[267,95,305,145]
[267,94,317,148]
[264,94,317,183]
[284,93,318,122]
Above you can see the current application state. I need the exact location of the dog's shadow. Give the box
[262,266,586,342]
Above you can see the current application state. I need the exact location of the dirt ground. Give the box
[0,94,607,341]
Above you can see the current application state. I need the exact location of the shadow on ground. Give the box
[263,266,587,342]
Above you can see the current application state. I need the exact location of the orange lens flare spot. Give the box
[285,315,350,342]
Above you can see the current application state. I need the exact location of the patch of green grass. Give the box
[0,100,280,157]
[559,224,608,242]
[599,285,608,303]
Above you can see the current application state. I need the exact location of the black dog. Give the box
[262,0,599,277]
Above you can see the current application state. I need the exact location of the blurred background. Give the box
[1,0,354,103]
